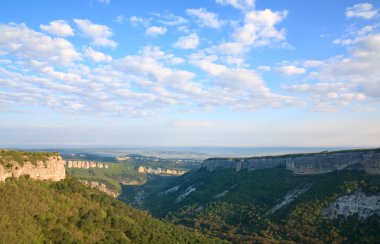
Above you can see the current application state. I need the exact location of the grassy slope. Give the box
[0,176,224,243]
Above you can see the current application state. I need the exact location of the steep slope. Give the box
[0,176,223,243]
[132,166,380,243]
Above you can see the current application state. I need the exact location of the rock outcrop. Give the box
[202,148,380,175]
[79,180,119,198]
[137,166,187,176]
[66,160,109,169]
[322,190,380,220]
[0,154,65,181]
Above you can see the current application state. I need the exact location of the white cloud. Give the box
[257,65,271,71]
[277,65,306,75]
[211,8,288,56]
[177,25,190,33]
[189,51,296,109]
[284,32,380,111]
[84,47,112,62]
[115,15,126,24]
[303,60,324,68]
[216,0,255,10]
[346,3,378,19]
[234,9,288,46]
[157,13,187,26]
[130,16,151,27]
[40,20,74,37]
[186,8,223,29]
[74,19,117,48]
[0,23,80,66]
[214,42,245,55]
[145,26,167,37]
[174,33,199,49]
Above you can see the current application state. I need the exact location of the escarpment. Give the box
[0,149,65,181]
[202,148,380,175]
[66,160,109,169]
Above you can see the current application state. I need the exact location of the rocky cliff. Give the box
[66,160,109,169]
[202,148,380,175]
[0,150,65,181]
[137,166,187,175]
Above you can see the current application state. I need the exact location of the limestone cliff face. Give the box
[0,156,66,181]
[66,160,109,169]
[137,166,187,175]
[202,149,380,175]
[202,157,287,172]
[286,150,380,175]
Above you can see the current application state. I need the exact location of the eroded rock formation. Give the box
[202,149,380,175]
[0,155,65,181]
[79,180,119,198]
[66,160,109,169]
[137,166,187,175]
[322,190,380,219]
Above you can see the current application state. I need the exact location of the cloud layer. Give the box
[0,1,379,119]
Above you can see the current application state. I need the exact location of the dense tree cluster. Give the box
[0,176,223,243]
[139,167,380,243]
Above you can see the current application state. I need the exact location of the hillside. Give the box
[0,176,223,243]
[125,166,380,243]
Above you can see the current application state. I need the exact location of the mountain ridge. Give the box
[202,148,380,175]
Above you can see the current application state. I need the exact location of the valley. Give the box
[1,147,380,243]
[121,148,380,243]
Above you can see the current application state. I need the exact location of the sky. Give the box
[0,0,379,147]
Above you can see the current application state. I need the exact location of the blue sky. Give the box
[0,0,379,147]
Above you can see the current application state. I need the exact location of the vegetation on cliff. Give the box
[0,149,59,168]
[0,176,223,243]
[67,162,145,193]
[130,167,380,243]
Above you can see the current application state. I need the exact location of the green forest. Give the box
[0,176,223,243]
[133,167,380,243]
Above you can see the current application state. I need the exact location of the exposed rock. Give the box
[137,166,187,176]
[214,184,238,199]
[266,183,313,215]
[0,156,65,182]
[202,149,380,175]
[80,180,119,198]
[162,185,180,196]
[120,179,142,185]
[286,151,380,175]
[66,160,109,169]
[137,166,146,173]
[322,190,380,220]
[116,156,129,161]
[176,186,196,203]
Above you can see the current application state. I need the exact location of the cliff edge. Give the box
[0,149,65,181]
[202,148,380,175]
